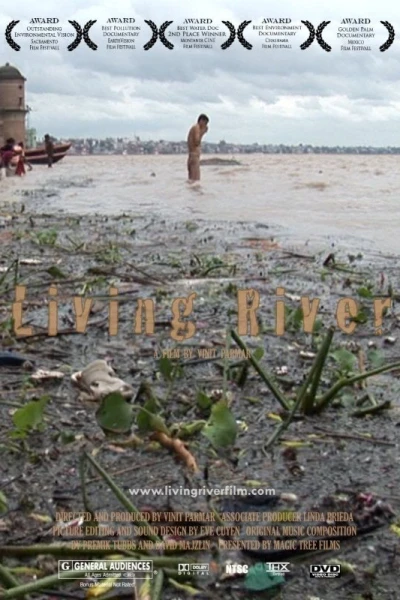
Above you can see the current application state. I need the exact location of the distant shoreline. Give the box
[63,150,400,157]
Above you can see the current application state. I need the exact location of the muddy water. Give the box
[1,153,398,254]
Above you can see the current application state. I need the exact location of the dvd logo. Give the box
[225,564,248,574]
[310,564,341,578]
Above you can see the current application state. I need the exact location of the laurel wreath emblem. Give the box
[83,20,97,50]
[159,21,174,49]
[144,20,174,50]
[300,20,315,50]
[316,21,331,52]
[67,20,83,51]
[143,20,158,50]
[5,20,20,51]
[237,20,252,49]
[221,20,236,49]
[380,21,395,52]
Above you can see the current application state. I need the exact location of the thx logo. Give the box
[266,563,290,573]
[225,563,248,574]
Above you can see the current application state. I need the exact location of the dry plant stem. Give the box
[82,452,161,543]
[312,426,395,446]
[1,569,102,599]
[350,400,391,417]
[301,326,335,414]
[79,454,96,520]
[230,329,290,410]
[209,500,225,526]
[315,361,400,413]
[358,348,377,406]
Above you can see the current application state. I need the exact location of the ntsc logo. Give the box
[225,563,290,574]
[310,564,341,578]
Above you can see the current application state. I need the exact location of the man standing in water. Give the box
[187,114,209,183]
[44,134,54,168]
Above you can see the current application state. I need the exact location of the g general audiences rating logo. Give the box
[310,564,341,578]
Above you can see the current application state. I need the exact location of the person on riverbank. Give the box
[18,142,33,172]
[13,143,25,176]
[187,114,209,183]
[0,138,16,177]
[44,134,54,168]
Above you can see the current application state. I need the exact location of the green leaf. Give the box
[245,563,285,591]
[252,347,264,361]
[95,392,134,434]
[137,397,159,432]
[196,391,212,410]
[313,319,323,333]
[291,307,304,330]
[136,398,170,435]
[367,349,385,369]
[147,413,170,435]
[351,309,368,324]
[11,396,49,437]
[159,356,174,381]
[330,348,357,373]
[357,286,373,299]
[202,400,237,448]
[47,266,66,279]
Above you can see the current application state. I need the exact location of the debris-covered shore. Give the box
[0,199,400,600]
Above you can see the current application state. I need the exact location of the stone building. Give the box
[0,63,27,146]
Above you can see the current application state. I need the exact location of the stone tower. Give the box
[0,63,27,146]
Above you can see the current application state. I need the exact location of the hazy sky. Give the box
[0,0,399,144]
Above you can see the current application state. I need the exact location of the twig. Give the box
[358,348,377,406]
[1,568,102,599]
[39,591,83,599]
[282,251,314,260]
[17,329,83,341]
[86,458,170,484]
[312,426,395,446]
[79,454,96,519]
[82,452,161,542]
[230,329,290,410]
[125,262,167,284]
[350,400,391,417]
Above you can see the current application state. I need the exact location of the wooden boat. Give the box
[25,142,72,165]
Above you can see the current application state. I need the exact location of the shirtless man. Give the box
[187,114,209,182]
[44,134,54,168]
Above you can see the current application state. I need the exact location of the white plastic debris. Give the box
[19,258,43,265]
[299,351,316,360]
[30,370,65,382]
[276,366,288,375]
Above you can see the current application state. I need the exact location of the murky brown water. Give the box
[1,153,398,253]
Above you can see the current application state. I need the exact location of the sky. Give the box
[0,0,399,145]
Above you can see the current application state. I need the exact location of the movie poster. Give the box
[0,1,399,599]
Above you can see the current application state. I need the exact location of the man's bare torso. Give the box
[187,124,201,156]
